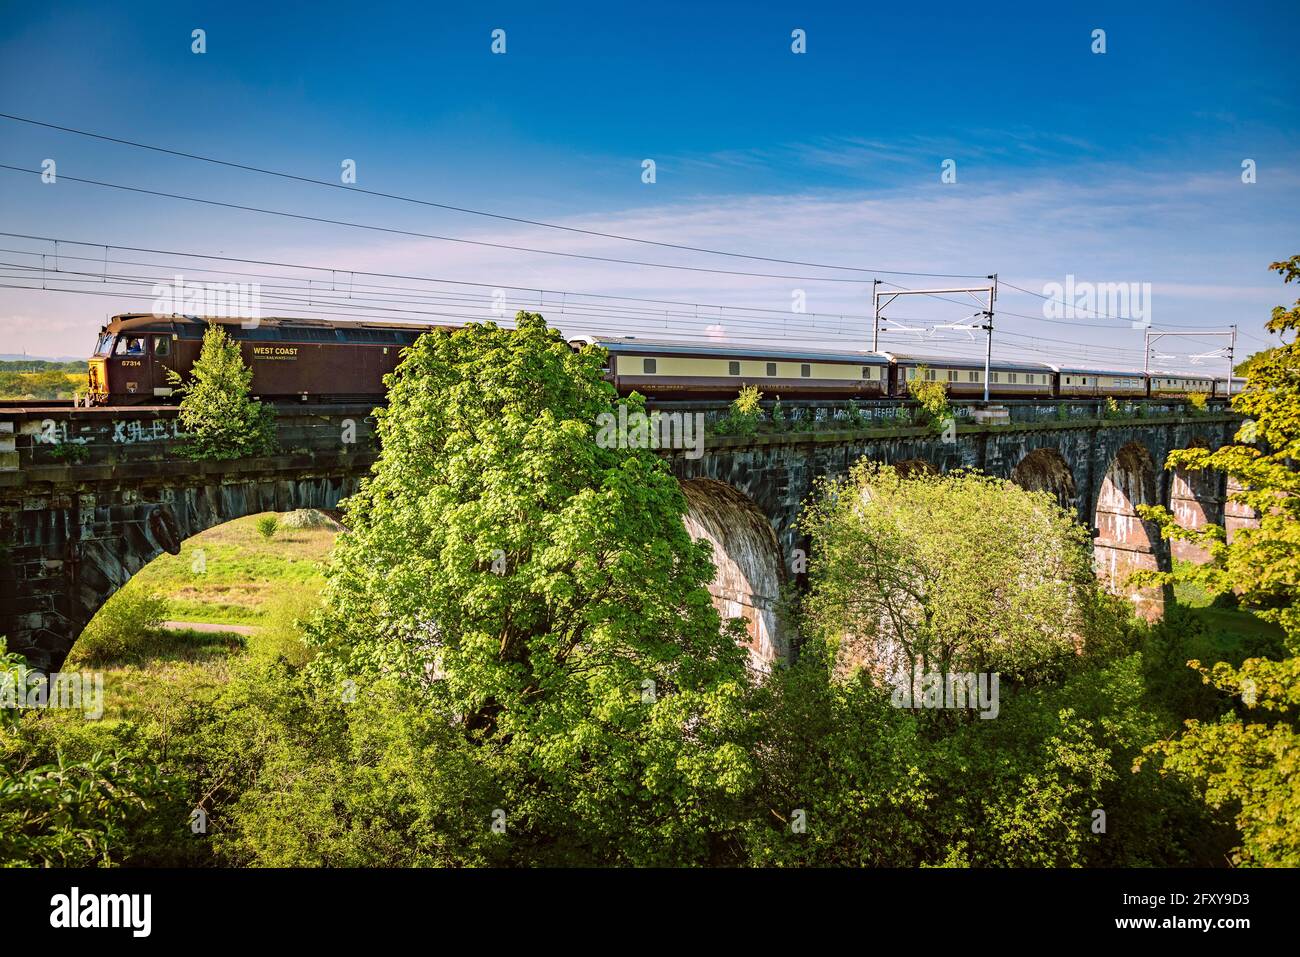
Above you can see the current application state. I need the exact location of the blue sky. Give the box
[1,0,1296,369]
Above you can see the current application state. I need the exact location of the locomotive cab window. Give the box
[153,336,171,357]
[94,334,114,355]
[114,336,146,356]
[728,361,741,376]
[766,362,777,376]
[642,357,656,374]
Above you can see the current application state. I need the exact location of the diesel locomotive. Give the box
[87,314,450,405]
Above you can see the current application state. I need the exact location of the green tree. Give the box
[1136,255,1300,866]
[170,322,275,460]
[799,464,1120,687]
[305,313,753,864]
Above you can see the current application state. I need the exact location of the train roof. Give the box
[103,313,448,335]
[1146,369,1217,378]
[884,353,1055,373]
[1050,365,1148,377]
[568,334,892,364]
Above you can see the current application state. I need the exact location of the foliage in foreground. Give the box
[1135,255,1300,867]
[306,314,754,864]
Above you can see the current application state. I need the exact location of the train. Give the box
[83,313,1239,406]
[570,335,1236,402]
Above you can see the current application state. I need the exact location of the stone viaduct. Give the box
[667,398,1249,667]
[1,398,1246,671]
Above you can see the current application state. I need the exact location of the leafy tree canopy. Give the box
[307,313,752,864]
[799,464,1122,687]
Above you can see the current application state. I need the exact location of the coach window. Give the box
[728,361,741,376]
[925,368,937,381]
[968,371,979,382]
[642,358,656,374]
[1008,373,1018,384]
[861,366,872,379]
[153,336,171,357]
[906,367,917,380]
[767,362,777,376]
[947,370,958,382]
[991,372,1000,383]
[800,364,811,377]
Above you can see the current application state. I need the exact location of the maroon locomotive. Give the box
[87,314,449,405]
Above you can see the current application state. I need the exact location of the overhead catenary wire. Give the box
[0,232,1192,360]
[0,274,1186,369]
[0,116,1264,342]
[0,163,915,285]
[0,111,991,281]
[0,251,1161,363]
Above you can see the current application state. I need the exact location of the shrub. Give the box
[907,367,954,436]
[67,583,169,665]
[256,516,279,540]
[249,588,320,668]
[769,396,787,431]
[713,384,764,436]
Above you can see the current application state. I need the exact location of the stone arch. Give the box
[1166,439,1223,564]
[680,478,787,670]
[1010,446,1078,513]
[11,474,358,671]
[1224,474,1261,544]
[1093,442,1167,620]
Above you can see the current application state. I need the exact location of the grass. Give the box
[66,512,338,719]
[132,513,336,627]
[1170,560,1285,647]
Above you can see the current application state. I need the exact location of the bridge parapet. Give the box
[0,404,380,476]
[648,397,1234,433]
